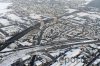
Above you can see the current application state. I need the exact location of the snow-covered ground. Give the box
[0,19,10,26]
[1,25,24,35]
[65,9,77,13]
[51,49,83,66]
[7,14,24,22]
[30,14,41,19]
[0,2,12,14]
[85,0,93,4]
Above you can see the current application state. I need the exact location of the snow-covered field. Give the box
[85,0,93,4]
[0,2,12,14]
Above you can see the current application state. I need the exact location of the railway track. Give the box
[0,22,40,51]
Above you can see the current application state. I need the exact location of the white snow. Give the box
[5,36,11,40]
[0,47,44,66]
[22,55,31,61]
[77,12,89,17]
[1,48,12,52]
[68,61,78,66]
[77,12,100,19]
[51,49,82,66]
[73,17,84,21]
[0,19,10,26]
[1,25,24,35]
[65,9,77,13]
[50,52,60,57]
[30,14,41,19]
[89,44,98,48]
[50,49,65,57]
[51,62,61,66]
[83,40,96,42]
[7,14,24,22]
[75,62,84,66]
[19,41,32,46]
[93,59,100,64]
[62,15,75,19]
[0,32,5,39]
[98,46,100,49]
[65,49,81,58]
[9,43,18,49]
[85,0,93,4]
[0,3,12,14]
[35,61,42,66]
[89,14,100,19]
[0,32,6,43]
